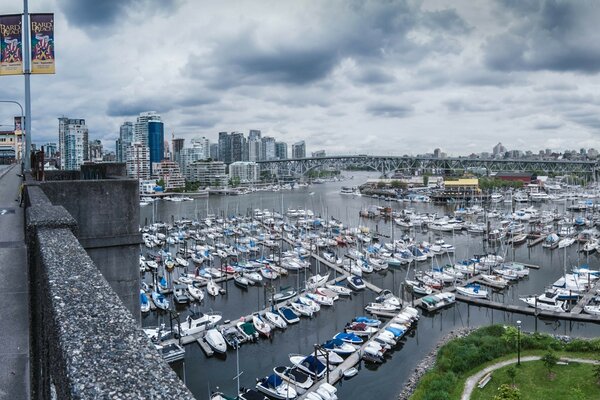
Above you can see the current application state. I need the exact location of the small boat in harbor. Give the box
[204,328,227,354]
[333,331,363,345]
[151,291,170,310]
[347,275,366,290]
[405,279,433,296]
[419,292,456,312]
[271,289,297,303]
[456,284,488,299]
[278,306,300,324]
[343,367,358,379]
[140,290,150,313]
[256,374,297,399]
[290,301,313,317]
[264,311,288,329]
[325,283,353,296]
[273,366,314,392]
[252,314,272,338]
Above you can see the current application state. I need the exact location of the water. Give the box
[140,172,600,400]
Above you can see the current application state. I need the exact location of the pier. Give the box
[570,280,600,314]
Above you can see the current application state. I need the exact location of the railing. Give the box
[24,180,195,399]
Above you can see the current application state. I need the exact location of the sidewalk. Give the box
[0,164,30,399]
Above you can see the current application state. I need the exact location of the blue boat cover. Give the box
[265,374,283,388]
[301,355,326,374]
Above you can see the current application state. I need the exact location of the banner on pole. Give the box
[0,14,23,76]
[30,13,54,74]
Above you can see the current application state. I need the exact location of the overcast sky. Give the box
[1,0,600,155]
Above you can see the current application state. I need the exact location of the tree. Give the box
[594,363,600,386]
[376,181,386,189]
[506,366,517,387]
[391,180,402,188]
[542,350,559,379]
[423,173,430,186]
[502,326,518,348]
[492,384,521,400]
[155,178,165,188]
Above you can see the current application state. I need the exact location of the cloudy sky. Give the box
[1,0,600,156]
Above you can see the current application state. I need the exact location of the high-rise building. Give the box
[172,138,185,163]
[218,132,231,163]
[44,142,58,158]
[147,119,164,173]
[249,129,261,141]
[116,122,134,162]
[89,139,103,161]
[312,150,326,158]
[191,137,210,160]
[126,142,150,179]
[229,161,259,183]
[261,136,276,161]
[179,137,210,178]
[275,142,288,160]
[58,117,88,170]
[209,143,219,160]
[248,137,261,162]
[291,141,306,159]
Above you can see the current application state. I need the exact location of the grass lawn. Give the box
[471,360,600,400]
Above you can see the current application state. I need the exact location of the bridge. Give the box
[257,155,599,178]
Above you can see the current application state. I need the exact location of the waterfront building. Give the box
[275,141,288,160]
[89,139,103,162]
[58,117,89,170]
[152,160,185,191]
[186,160,227,187]
[179,138,210,178]
[291,140,306,159]
[229,161,259,183]
[139,179,157,195]
[312,150,326,158]
[261,136,276,161]
[116,122,134,162]
[494,172,536,184]
[126,142,150,179]
[443,178,479,193]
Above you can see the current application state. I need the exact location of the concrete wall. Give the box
[40,178,142,322]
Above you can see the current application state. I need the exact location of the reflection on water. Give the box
[140,171,600,400]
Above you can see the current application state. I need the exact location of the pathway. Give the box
[461,356,600,400]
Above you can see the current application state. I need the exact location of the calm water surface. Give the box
[140,172,600,400]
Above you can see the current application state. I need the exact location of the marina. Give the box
[138,172,600,399]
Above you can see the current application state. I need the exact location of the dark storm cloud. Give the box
[106,97,174,117]
[187,0,469,89]
[60,0,180,29]
[354,67,396,85]
[485,1,600,73]
[564,110,600,130]
[366,103,413,118]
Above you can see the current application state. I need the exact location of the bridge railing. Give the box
[24,179,195,399]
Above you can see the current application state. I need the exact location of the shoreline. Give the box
[397,327,476,400]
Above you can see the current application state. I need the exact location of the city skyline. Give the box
[1,1,600,155]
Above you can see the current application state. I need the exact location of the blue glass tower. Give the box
[148,120,164,173]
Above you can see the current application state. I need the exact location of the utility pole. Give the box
[23,0,32,169]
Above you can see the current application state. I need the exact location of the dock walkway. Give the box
[570,280,600,314]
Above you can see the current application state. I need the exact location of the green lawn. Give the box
[471,361,600,400]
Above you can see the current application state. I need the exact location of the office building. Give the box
[218,131,247,164]
[44,142,58,158]
[275,142,288,160]
[147,119,164,173]
[172,138,185,164]
[209,143,219,160]
[89,139,103,162]
[116,122,134,162]
[261,136,276,161]
[58,117,89,170]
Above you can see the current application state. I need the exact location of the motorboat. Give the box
[480,274,509,288]
[204,328,227,353]
[520,289,566,312]
[239,389,269,400]
[297,296,320,313]
[306,292,334,306]
[346,275,366,290]
[278,306,300,324]
[173,284,190,304]
[256,374,297,399]
[352,316,381,327]
[177,311,223,337]
[456,284,488,298]
[236,320,259,342]
[273,366,314,392]
[365,302,398,314]
[234,273,251,289]
[252,314,272,338]
[404,279,433,296]
[333,332,363,345]
[264,311,288,329]
[289,355,327,380]
[321,338,357,355]
[583,304,600,315]
[344,322,378,336]
[375,289,401,308]
[343,367,358,378]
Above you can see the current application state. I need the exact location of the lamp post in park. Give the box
[0,100,24,164]
[517,320,522,366]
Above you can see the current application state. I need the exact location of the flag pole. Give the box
[23,0,31,170]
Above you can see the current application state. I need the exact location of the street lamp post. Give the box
[0,100,25,165]
[517,320,522,366]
